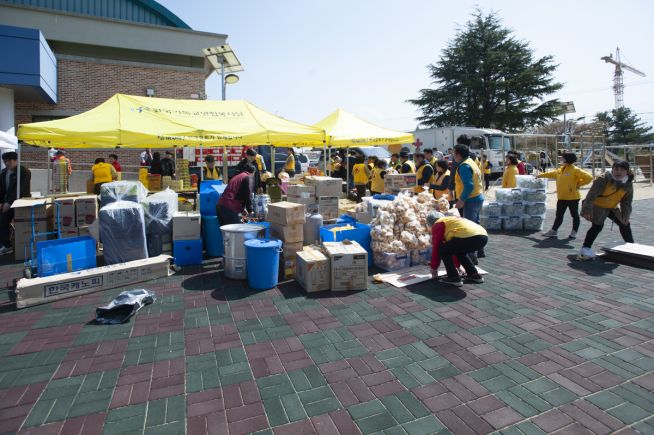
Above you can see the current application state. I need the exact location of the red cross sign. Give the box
[414,138,423,151]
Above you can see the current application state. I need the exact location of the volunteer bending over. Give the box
[216,163,256,226]
[427,211,487,287]
[579,161,634,259]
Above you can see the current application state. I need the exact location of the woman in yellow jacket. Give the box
[578,160,634,258]
[91,157,117,194]
[285,148,296,178]
[538,152,593,239]
[501,154,519,188]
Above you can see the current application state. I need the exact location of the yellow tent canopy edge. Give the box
[17,94,326,149]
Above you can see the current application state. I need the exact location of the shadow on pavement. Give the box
[406,280,467,303]
[566,255,619,276]
[526,236,576,250]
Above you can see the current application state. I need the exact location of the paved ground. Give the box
[0,200,653,435]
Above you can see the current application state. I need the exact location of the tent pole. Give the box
[222,147,228,181]
[47,149,51,195]
[199,145,204,181]
[346,147,349,192]
[323,142,327,175]
[16,142,21,199]
[271,146,275,177]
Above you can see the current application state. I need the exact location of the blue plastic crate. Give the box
[36,236,97,277]
[173,239,203,266]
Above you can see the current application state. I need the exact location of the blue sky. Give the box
[160,0,654,131]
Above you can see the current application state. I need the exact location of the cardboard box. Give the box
[173,212,201,240]
[15,255,173,308]
[282,241,303,259]
[266,202,306,225]
[296,247,330,293]
[270,223,303,243]
[317,198,340,220]
[304,176,342,197]
[75,196,99,226]
[54,197,76,228]
[77,226,91,237]
[318,205,339,220]
[12,198,53,223]
[384,174,417,192]
[287,184,315,199]
[60,228,80,238]
[14,224,50,261]
[287,196,316,206]
[323,240,368,291]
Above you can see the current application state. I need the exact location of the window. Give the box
[487,135,511,151]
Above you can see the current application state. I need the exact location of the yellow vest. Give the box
[285,154,295,171]
[593,182,626,209]
[454,158,483,200]
[415,163,433,193]
[353,163,368,185]
[429,157,438,167]
[92,162,113,184]
[402,160,416,173]
[502,165,518,188]
[255,154,264,171]
[439,216,488,241]
[204,166,221,180]
[370,167,385,193]
[482,161,491,175]
[433,170,452,200]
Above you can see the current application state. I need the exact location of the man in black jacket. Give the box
[161,151,176,178]
[0,152,31,255]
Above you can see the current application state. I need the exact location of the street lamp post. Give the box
[202,45,243,181]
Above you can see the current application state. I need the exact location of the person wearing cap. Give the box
[0,152,31,255]
[161,151,175,177]
[538,152,593,240]
[480,154,492,191]
[427,211,487,287]
[452,142,485,263]
[202,155,221,181]
[91,157,118,194]
[400,151,415,174]
[414,152,434,194]
[578,160,634,259]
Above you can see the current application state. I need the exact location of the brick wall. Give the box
[16,57,205,171]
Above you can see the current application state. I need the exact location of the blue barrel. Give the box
[200,182,226,216]
[247,221,270,238]
[244,238,282,290]
[203,215,224,257]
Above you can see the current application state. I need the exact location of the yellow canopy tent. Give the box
[314,108,414,148]
[313,108,414,177]
[17,93,325,148]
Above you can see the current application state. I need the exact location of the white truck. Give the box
[410,126,511,176]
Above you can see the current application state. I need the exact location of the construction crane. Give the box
[601,47,646,109]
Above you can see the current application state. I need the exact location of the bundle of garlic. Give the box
[437,194,450,213]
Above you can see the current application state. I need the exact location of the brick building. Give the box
[0,0,231,172]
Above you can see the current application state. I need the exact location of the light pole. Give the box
[203,44,243,181]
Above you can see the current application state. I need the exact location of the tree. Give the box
[409,9,563,132]
[594,108,652,144]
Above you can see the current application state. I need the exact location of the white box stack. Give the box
[323,240,368,291]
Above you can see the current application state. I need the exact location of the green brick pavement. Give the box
[24,369,118,427]
[299,327,368,364]
[258,365,340,426]
[103,395,185,435]
[186,346,252,392]
[123,331,185,366]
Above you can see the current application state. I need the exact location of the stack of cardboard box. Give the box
[295,240,368,293]
[53,195,99,239]
[288,177,342,220]
[12,199,53,261]
[266,201,305,279]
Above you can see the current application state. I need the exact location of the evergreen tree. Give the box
[595,108,652,144]
[409,9,563,131]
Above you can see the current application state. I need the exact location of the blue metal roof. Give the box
[0,0,191,29]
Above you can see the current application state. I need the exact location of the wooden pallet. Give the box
[601,242,654,270]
